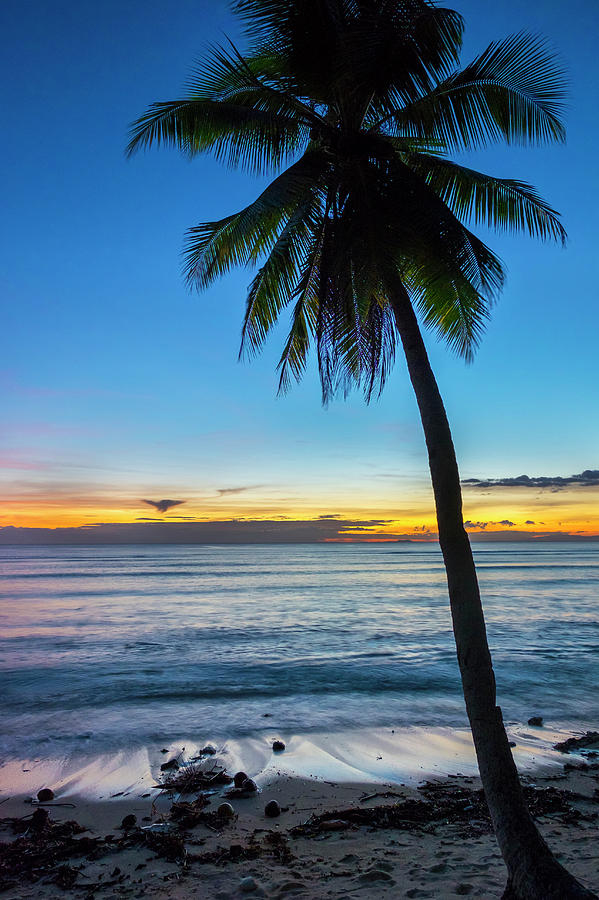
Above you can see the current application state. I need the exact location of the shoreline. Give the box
[0,722,589,803]
[1,725,598,897]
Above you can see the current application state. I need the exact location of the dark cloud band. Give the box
[462,470,599,490]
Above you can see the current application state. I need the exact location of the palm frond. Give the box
[127,97,306,172]
[367,153,506,358]
[186,41,326,127]
[276,225,324,393]
[402,152,566,243]
[338,1,464,107]
[405,265,491,361]
[381,32,566,150]
[183,150,326,289]
[240,193,324,357]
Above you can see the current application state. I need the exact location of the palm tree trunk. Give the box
[390,285,596,900]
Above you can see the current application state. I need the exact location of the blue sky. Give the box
[1,0,598,537]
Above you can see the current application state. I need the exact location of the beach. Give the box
[2,726,599,897]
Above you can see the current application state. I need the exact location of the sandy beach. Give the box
[2,726,598,898]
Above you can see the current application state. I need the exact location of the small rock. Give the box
[241,778,258,792]
[264,800,281,818]
[234,770,248,788]
[160,748,168,753]
[121,814,137,830]
[528,716,543,727]
[200,744,217,755]
[37,788,54,802]
[272,740,286,752]
[160,758,179,771]
[217,802,235,819]
[239,875,258,892]
[508,741,517,748]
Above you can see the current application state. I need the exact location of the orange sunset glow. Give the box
[2,479,598,541]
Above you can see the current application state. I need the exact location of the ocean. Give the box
[1,542,597,761]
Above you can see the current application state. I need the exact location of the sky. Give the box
[1,0,598,543]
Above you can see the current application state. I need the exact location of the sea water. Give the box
[1,542,597,760]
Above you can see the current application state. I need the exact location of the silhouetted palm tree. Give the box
[128,2,595,896]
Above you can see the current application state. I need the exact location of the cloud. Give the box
[318,514,341,519]
[141,499,186,513]
[525,520,535,525]
[465,519,517,529]
[463,470,599,490]
[337,519,392,530]
[216,485,261,496]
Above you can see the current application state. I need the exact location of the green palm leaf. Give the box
[276,226,325,393]
[127,97,306,173]
[401,152,566,243]
[240,191,324,356]
[382,32,566,150]
[182,149,327,289]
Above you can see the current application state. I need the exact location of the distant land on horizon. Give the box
[1,521,597,545]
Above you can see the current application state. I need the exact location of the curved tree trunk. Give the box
[390,286,596,900]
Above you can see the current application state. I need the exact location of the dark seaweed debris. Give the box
[0,813,97,890]
[0,809,190,890]
[143,828,186,862]
[289,783,593,839]
[169,795,211,828]
[554,732,599,753]
[190,830,294,867]
[155,763,233,792]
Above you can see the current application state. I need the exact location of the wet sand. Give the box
[0,723,578,800]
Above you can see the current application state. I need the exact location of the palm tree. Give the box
[127,2,596,896]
